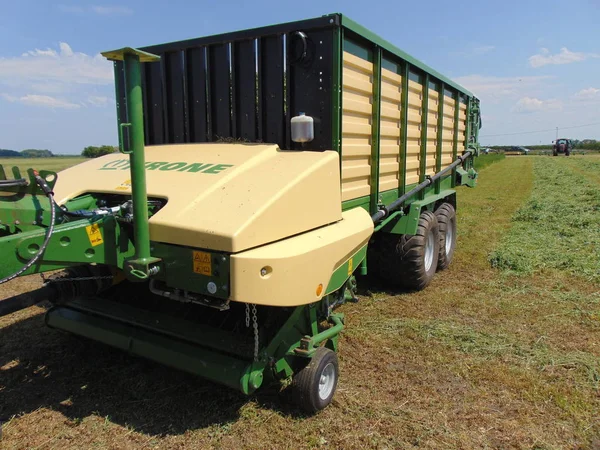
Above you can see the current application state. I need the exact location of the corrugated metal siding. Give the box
[378,67,402,193]
[425,88,438,176]
[441,95,455,166]
[341,51,374,202]
[406,79,422,185]
[459,101,467,147]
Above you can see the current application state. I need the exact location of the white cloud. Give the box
[2,93,17,102]
[0,42,112,87]
[512,96,562,113]
[2,94,80,109]
[88,95,110,107]
[57,4,84,13]
[59,42,74,57]
[0,42,114,111]
[58,4,133,16]
[450,45,495,58]
[91,5,133,15]
[528,47,599,68]
[472,45,495,55]
[454,74,553,99]
[573,87,600,100]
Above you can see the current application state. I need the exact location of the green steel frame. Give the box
[435,82,445,195]
[369,48,382,214]
[0,13,481,403]
[419,73,429,191]
[400,62,409,197]
[332,26,343,153]
[45,295,348,395]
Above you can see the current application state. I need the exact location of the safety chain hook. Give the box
[252,304,259,362]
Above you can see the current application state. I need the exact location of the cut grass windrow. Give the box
[473,152,505,171]
[489,157,600,283]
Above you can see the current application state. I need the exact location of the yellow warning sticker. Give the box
[115,179,132,191]
[348,257,353,276]
[193,251,212,276]
[85,224,104,247]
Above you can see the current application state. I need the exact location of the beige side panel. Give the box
[443,97,455,108]
[426,88,439,176]
[406,80,423,185]
[442,98,455,164]
[379,67,402,193]
[230,208,374,306]
[459,102,467,147]
[342,51,373,201]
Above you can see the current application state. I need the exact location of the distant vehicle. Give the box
[553,138,572,156]
[505,146,530,155]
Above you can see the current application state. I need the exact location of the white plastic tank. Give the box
[291,112,314,143]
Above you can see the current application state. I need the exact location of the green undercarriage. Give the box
[45,288,348,395]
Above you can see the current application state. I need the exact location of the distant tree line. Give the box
[81,145,118,158]
[486,139,600,151]
[0,148,54,157]
[1,145,119,158]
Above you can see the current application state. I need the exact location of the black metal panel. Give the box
[185,47,208,142]
[287,28,334,150]
[164,51,185,143]
[142,61,166,145]
[134,18,336,149]
[233,40,257,141]
[209,44,231,139]
[259,36,285,145]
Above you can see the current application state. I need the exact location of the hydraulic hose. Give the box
[0,178,28,188]
[371,151,473,223]
[0,172,57,285]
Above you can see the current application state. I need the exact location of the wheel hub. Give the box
[318,362,336,400]
[445,219,453,255]
[424,231,435,272]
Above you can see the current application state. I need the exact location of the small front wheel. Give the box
[293,347,339,413]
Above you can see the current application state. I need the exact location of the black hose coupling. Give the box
[33,170,54,196]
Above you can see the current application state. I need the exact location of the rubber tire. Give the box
[377,210,440,291]
[293,347,339,414]
[435,203,457,271]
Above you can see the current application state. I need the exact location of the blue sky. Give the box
[0,0,599,154]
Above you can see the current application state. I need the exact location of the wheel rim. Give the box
[445,219,453,255]
[424,230,435,272]
[318,362,336,400]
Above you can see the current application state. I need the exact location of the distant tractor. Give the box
[553,138,572,156]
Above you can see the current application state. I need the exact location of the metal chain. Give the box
[244,303,259,361]
[251,304,259,362]
[40,273,114,283]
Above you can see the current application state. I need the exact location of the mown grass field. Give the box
[1,155,599,449]
[0,157,86,175]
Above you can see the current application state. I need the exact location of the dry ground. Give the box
[1,156,599,449]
